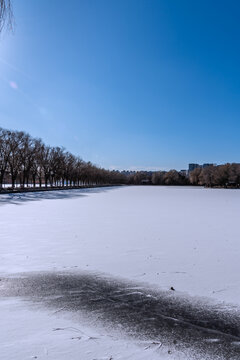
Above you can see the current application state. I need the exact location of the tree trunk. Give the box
[11,176,15,188]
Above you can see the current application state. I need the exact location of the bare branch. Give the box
[0,0,13,33]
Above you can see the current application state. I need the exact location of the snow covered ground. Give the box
[0,186,240,359]
[1,297,175,360]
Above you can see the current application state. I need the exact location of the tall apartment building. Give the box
[188,163,215,172]
[188,163,201,172]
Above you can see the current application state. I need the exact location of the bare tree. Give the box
[30,139,45,188]
[8,130,25,188]
[163,170,184,185]
[18,133,36,188]
[189,167,202,185]
[48,147,65,186]
[0,0,13,33]
[229,163,240,185]
[38,145,52,188]
[152,171,165,185]
[0,128,11,188]
[199,165,217,187]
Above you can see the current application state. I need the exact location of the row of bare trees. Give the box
[189,164,240,187]
[1,127,239,190]
[0,127,126,189]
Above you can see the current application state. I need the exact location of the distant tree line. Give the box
[132,165,240,187]
[1,127,239,190]
[189,164,240,188]
[125,170,189,186]
[0,127,126,189]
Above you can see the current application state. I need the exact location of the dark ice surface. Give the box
[1,271,240,359]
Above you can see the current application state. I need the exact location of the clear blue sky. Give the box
[0,0,239,170]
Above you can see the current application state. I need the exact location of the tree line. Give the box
[125,170,189,186]
[0,127,126,189]
[150,164,240,187]
[189,164,240,187]
[0,127,190,189]
[149,165,240,187]
[1,127,239,190]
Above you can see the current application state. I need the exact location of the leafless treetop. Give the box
[0,0,13,33]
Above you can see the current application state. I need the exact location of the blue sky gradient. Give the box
[0,0,240,170]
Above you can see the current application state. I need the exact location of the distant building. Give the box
[188,163,216,173]
[202,163,214,168]
[188,163,201,172]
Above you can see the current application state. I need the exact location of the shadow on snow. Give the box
[0,186,120,206]
[1,271,240,360]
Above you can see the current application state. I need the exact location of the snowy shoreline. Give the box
[0,183,122,195]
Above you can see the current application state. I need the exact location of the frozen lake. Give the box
[1,185,240,303]
[1,186,240,359]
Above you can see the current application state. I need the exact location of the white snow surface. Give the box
[1,185,240,303]
[1,185,240,359]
